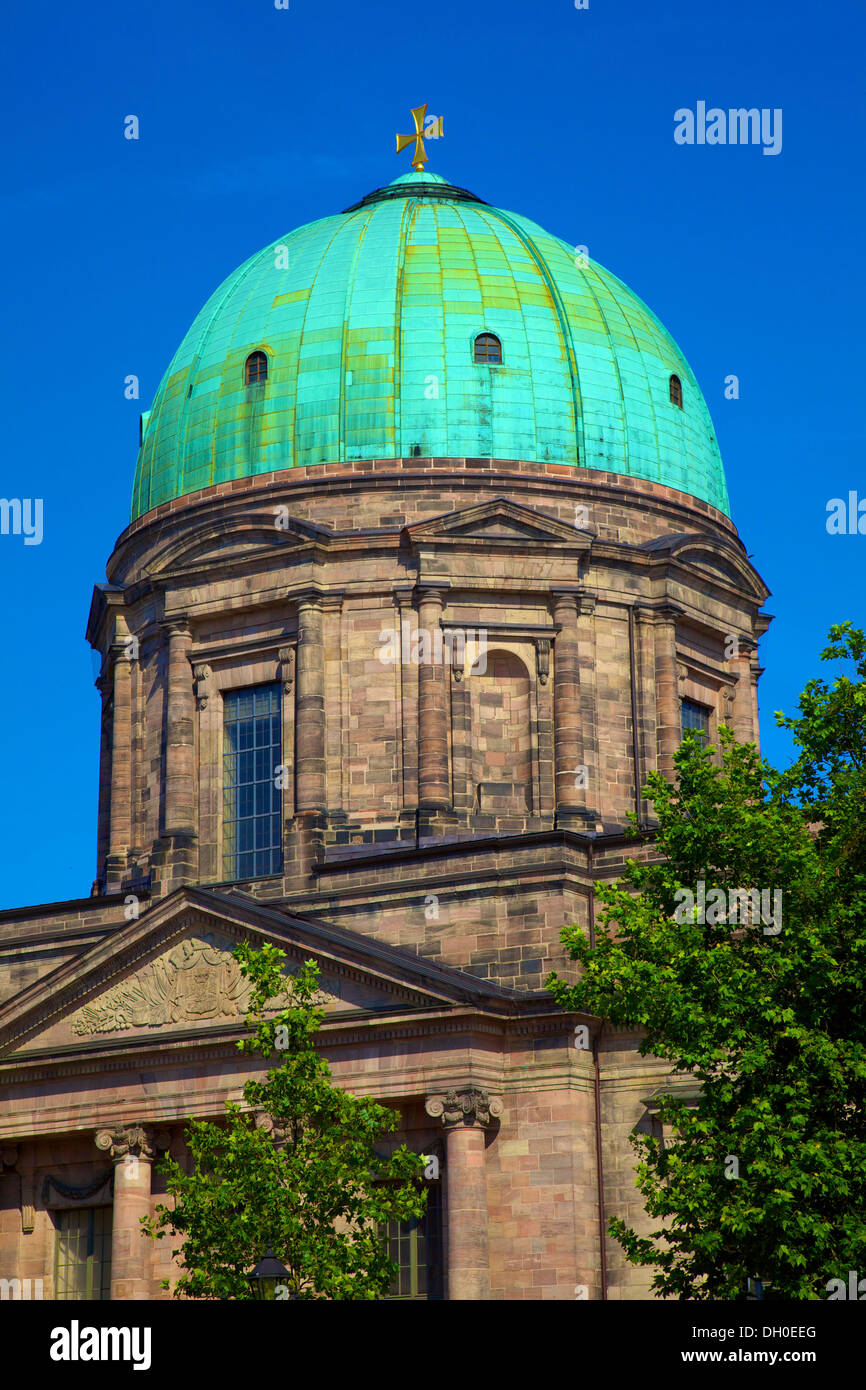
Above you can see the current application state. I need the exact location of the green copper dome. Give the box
[131,170,729,520]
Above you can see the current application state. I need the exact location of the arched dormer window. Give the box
[474,333,502,365]
[245,350,268,385]
[669,373,683,408]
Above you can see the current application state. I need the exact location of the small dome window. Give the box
[245,350,268,385]
[669,373,683,408]
[474,333,502,365]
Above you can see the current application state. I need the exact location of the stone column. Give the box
[633,603,659,823]
[425,1088,502,1300]
[450,649,473,817]
[749,647,764,755]
[94,672,112,891]
[551,589,585,826]
[534,638,556,819]
[417,585,450,814]
[105,624,134,887]
[278,644,296,837]
[552,587,599,828]
[320,595,346,818]
[95,1124,168,1300]
[730,637,758,746]
[393,587,420,841]
[294,593,326,812]
[653,604,682,782]
[576,593,602,829]
[284,592,327,889]
[162,619,196,837]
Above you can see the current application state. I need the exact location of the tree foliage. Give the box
[547,623,866,1299]
[145,945,427,1298]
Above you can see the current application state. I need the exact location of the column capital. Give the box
[318,592,344,614]
[393,583,416,611]
[425,1088,503,1129]
[160,617,191,639]
[94,1124,170,1163]
[292,585,327,610]
[552,587,598,618]
[650,601,684,625]
[415,580,450,605]
[550,585,581,614]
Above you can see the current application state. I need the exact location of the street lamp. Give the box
[248,1249,294,1301]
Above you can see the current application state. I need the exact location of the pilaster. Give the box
[652,603,682,782]
[416,583,452,829]
[105,618,135,890]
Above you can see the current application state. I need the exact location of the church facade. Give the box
[0,157,769,1300]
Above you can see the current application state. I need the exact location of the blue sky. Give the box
[0,0,863,908]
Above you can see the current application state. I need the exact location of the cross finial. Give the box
[396,103,443,172]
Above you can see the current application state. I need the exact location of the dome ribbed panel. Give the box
[131,183,729,519]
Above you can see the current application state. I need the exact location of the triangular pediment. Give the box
[405,498,593,548]
[0,888,507,1064]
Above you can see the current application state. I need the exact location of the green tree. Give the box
[547,623,866,1299]
[145,944,427,1298]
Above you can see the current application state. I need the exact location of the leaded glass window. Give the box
[681,697,711,747]
[245,350,268,385]
[474,332,502,365]
[223,684,283,880]
[54,1207,112,1300]
[382,1184,443,1300]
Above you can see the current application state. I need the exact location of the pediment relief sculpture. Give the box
[65,932,384,1040]
[69,932,253,1036]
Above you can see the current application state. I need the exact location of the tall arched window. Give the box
[245,350,268,385]
[669,373,683,408]
[474,333,502,365]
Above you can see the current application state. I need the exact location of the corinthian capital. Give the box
[94,1124,169,1163]
[425,1088,503,1129]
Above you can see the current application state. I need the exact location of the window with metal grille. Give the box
[474,333,502,365]
[381,1183,443,1300]
[669,373,683,408]
[223,684,283,880]
[54,1207,112,1300]
[245,350,268,385]
[681,697,711,746]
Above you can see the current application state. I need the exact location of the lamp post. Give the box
[248,1249,296,1301]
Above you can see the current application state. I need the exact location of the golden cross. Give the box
[396,103,443,172]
